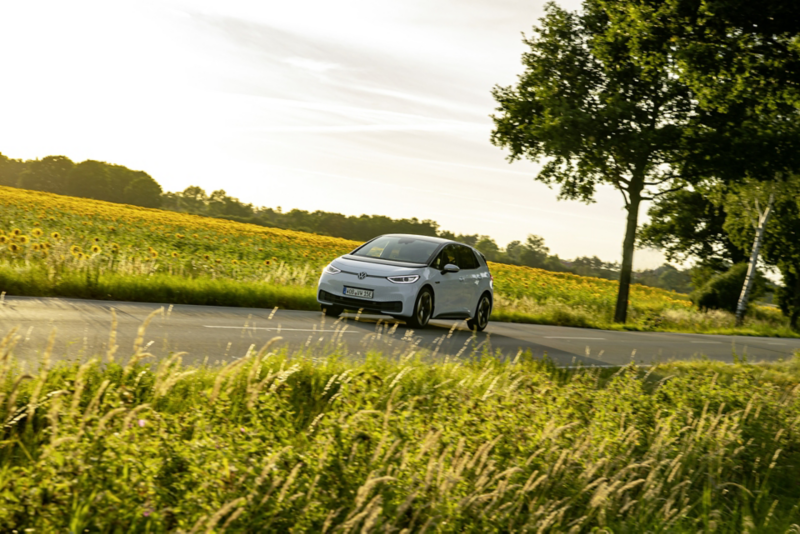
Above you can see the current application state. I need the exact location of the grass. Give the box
[0,185,796,336]
[1,317,800,532]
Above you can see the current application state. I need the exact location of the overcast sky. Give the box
[0,0,667,268]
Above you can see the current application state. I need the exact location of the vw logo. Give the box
[358,272,368,280]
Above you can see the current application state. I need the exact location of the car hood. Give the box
[333,255,425,276]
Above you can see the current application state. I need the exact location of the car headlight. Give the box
[323,263,341,275]
[387,274,420,284]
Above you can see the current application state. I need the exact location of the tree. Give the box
[64,160,111,200]
[639,188,747,266]
[123,175,163,208]
[518,235,550,268]
[0,153,26,187]
[179,186,209,213]
[18,155,74,194]
[474,237,501,262]
[491,2,695,323]
[723,175,800,328]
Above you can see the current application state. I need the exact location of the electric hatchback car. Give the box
[317,234,493,330]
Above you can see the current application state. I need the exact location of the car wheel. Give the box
[406,288,433,329]
[467,293,491,332]
[322,305,343,317]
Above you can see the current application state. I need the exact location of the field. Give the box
[0,186,794,336]
[1,320,800,531]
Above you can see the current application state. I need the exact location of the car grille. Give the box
[318,290,403,313]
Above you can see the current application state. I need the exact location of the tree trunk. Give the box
[614,193,642,323]
[791,272,800,331]
[735,195,774,326]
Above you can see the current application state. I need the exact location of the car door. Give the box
[429,244,461,317]
[454,245,481,314]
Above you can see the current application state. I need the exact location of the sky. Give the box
[0,0,667,268]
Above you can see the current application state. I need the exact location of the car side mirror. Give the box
[443,263,460,274]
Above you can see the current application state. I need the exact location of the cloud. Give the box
[282,57,342,73]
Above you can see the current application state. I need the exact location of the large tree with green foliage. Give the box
[18,155,74,194]
[491,2,696,323]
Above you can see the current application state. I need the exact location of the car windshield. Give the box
[352,236,440,264]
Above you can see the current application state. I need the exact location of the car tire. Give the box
[406,287,434,329]
[322,305,343,317]
[467,293,491,332]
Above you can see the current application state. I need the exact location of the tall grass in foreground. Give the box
[1,321,800,531]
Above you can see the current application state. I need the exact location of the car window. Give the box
[431,244,458,269]
[456,245,479,270]
[352,236,441,264]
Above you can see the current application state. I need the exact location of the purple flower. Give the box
[138,419,146,427]
[240,427,245,433]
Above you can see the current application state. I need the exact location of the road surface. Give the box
[1,296,798,368]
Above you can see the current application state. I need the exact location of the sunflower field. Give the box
[0,186,792,334]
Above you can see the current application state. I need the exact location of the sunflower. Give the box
[40,250,49,258]
[32,243,40,251]
[51,232,61,240]
[171,251,180,258]
[192,234,199,239]
[0,236,7,244]
[32,228,43,237]
[111,243,120,253]
[215,258,222,264]
[8,243,20,253]
[264,260,271,266]
[203,254,210,261]
[17,235,29,245]
[150,250,159,259]
[92,245,102,254]
[93,237,101,243]
[176,234,184,239]
[231,259,239,265]
[70,245,82,255]
[11,228,21,236]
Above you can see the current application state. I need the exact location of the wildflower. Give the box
[32,228,43,237]
[171,251,179,258]
[92,245,102,254]
[17,235,29,245]
[51,231,61,240]
[138,419,146,427]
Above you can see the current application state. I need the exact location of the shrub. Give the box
[691,263,765,313]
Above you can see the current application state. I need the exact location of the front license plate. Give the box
[344,286,374,299]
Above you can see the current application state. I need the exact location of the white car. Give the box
[317,234,493,330]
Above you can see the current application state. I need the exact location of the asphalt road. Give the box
[2,296,799,368]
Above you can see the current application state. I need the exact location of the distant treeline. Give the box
[0,152,693,293]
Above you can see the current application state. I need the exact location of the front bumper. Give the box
[317,271,418,316]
